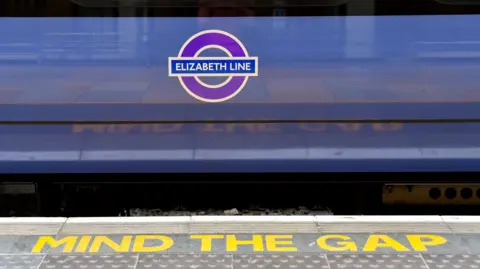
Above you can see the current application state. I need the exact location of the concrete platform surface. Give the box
[0,216,479,269]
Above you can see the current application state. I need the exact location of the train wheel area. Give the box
[3,180,480,217]
[0,216,478,269]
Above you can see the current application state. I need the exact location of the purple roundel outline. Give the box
[168,30,258,103]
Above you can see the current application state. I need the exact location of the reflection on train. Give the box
[71,123,404,134]
[2,0,480,63]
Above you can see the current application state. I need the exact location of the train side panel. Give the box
[1,2,480,172]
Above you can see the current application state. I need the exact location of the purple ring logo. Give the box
[168,30,259,103]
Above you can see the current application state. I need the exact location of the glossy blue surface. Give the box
[2,15,480,172]
[1,123,480,173]
[0,16,479,121]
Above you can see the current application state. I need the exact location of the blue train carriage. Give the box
[1,0,480,173]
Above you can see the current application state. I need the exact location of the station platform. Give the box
[0,216,479,269]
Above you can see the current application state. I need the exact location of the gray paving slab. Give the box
[10,236,49,254]
[0,236,18,254]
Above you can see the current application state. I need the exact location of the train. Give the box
[1,0,480,173]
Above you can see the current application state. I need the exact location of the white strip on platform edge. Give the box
[0,217,67,223]
[1,216,478,224]
[67,217,192,223]
[65,215,445,224]
[191,216,317,222]
[313,216,444,223]
[441,216,480,223]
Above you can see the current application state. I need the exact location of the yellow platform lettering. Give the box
[265,235,297,252]
[32,236,77,253]
[191,235,225,252]
[32,234,447,253]
[316,234,446,252]
[192,235,296,252]
[363,235,410,252]
[76,236,92,252]
[133,235,174,252]
[406,234,447,251]
[226,235,264,252]
[317,235,358,252]
[89,236,132,253]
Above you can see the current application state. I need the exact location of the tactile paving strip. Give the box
[233,254,329,269]
[137,254,232,269]
[0,255,44,269]
[39,254,138,269]
[4,253,480,269]
[423,254,480,269]
[327,254,427,269]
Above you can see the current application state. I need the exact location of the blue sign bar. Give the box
[169,58,257,76]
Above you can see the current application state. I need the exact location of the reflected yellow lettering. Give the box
[32,236,78,253]
[89,236,132,253]
[226,235,264,252]
[265,235,297,252]
[191,235,225,252]
[337,123,362,132]
[363,235,410,252]
[317,235,357,252]
[256,122,281,133]
[371,123,403,131]
[133,235,173,252]
[76,236,91,252]
[107,124,135,133]
[200,122,224,132]
[299,123,327,132]
[150,124,183,133]
[225,123,256,133]
[72,124,106,133]
[406,234,447,251]
[72,122,405,134]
